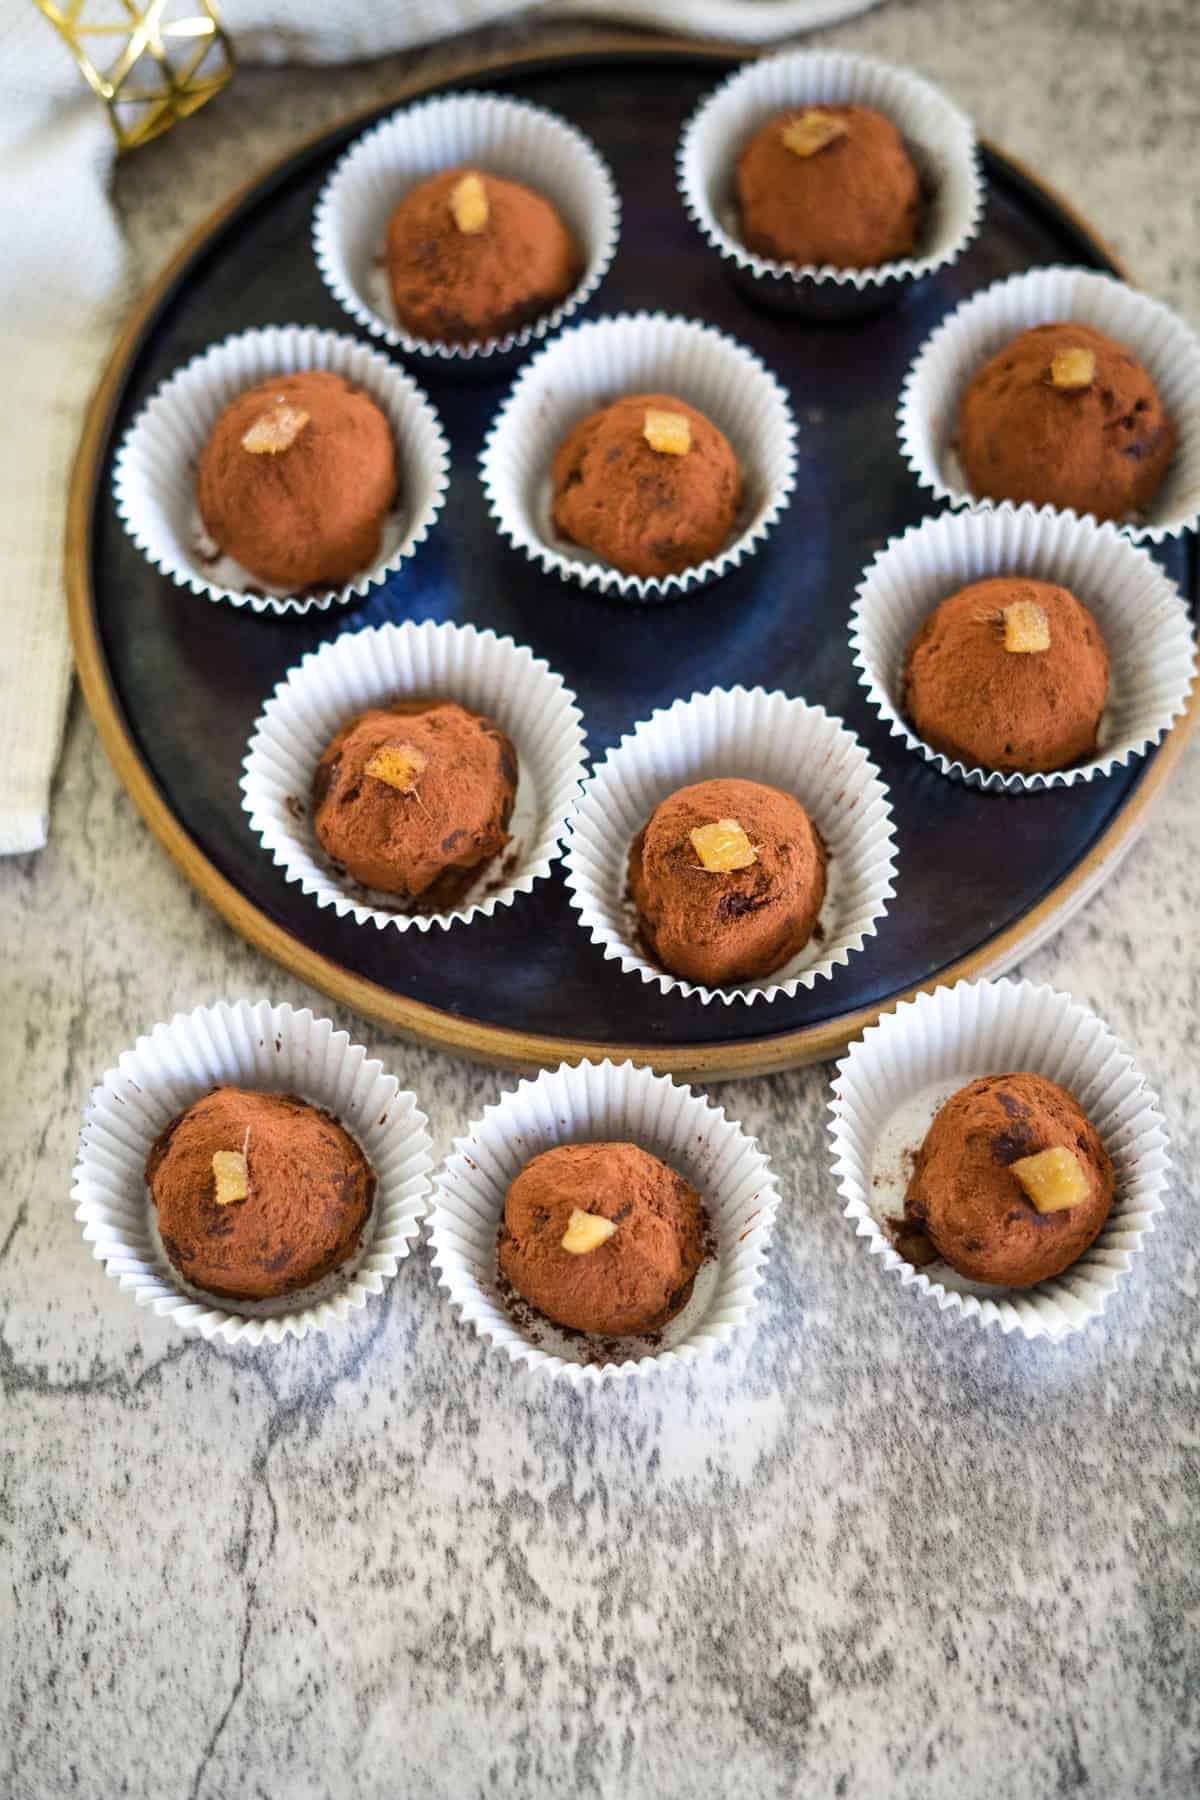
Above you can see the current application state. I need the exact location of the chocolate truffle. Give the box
[197,370,397,591]
[628,776,826,987]
[957,322,1176,521]
[497,1142,707,1336]
[385,166,580,344]
[896,1072,1114,1288]
[551,394,742,580]
[735,104,921,269]
[146,1086,374,1301]
[903,575,1109,775]
[312,698,517,907]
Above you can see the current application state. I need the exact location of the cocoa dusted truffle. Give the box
[146,1086,374,1301]
[628,776,826,987]
[957,322,1176,521]
[895,1072,1114,1288]
[197,370,397,591]
[497,1142,707,1336]
[312,698,516,908]
[385,167,580,344]
[735,105,921,269]
[903,576,1110,775]
[551,394,742,580]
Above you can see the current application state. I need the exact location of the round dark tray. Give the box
[69,37,1198,1077]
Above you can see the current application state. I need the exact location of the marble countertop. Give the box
[4,3,1199,1796]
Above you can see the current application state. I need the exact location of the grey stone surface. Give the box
[3,4,1198,1797]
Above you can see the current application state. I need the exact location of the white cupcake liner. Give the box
[829,978,1169,1341]
[480,312,798,602]
[898,265,1200,542]
[677,48,982,316]
[564,685,897,1005]
[313,91,620,367]
[427,1058,779,1383]
[851,503,1197,792]
[71,1000,434,1347]
[113,325,450,615]
[241,618,588,933]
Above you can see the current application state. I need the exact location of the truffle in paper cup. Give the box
[480,312,797,601]
[564,685,896,1005]
[898,266,1200,542]
[241,618,588,934]
[428,1058,778,1383]
[828,979,1169,1341]
[72,1000,433,1347]
[851,503,1196,792]
[313,91,619,370]
[113,325,449,615]
[677,48,981,320]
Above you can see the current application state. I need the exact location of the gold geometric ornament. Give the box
[33,0,235,152]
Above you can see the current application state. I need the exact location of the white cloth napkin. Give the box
[1,10,129,854]
[0,0,875,854]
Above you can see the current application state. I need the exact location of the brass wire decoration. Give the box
[34,0,235,151]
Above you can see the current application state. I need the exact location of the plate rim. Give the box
[66,31,1199,1079]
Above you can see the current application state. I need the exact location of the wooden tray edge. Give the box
[67,34,1198,1080]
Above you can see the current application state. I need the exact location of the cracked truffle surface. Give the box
[497,1142,707,1336]
[385,167,579,344]
[312,698,517,907]
[628,776,826,987]
[903,576,1110,774]
[551,393,742,580]
[196,370,397,590]
[957,322,1175,521]
[735,104,921,269]
[899,1072,1114,1288]
[146,1086,374,1301]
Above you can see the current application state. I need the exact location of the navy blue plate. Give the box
[72,42,1197,1074]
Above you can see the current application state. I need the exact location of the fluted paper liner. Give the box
[313,91,620,365]
[898,265,1200,541]
[564,685,897,1005]
[114,325,450,614]
[428,1058,779,1383]
[829,979,1169,1341]
[851,503,1197,792]
[481,312,798,601]
[677,48,982,310]
[72,1000,433,1347]
[241,619,588,933]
